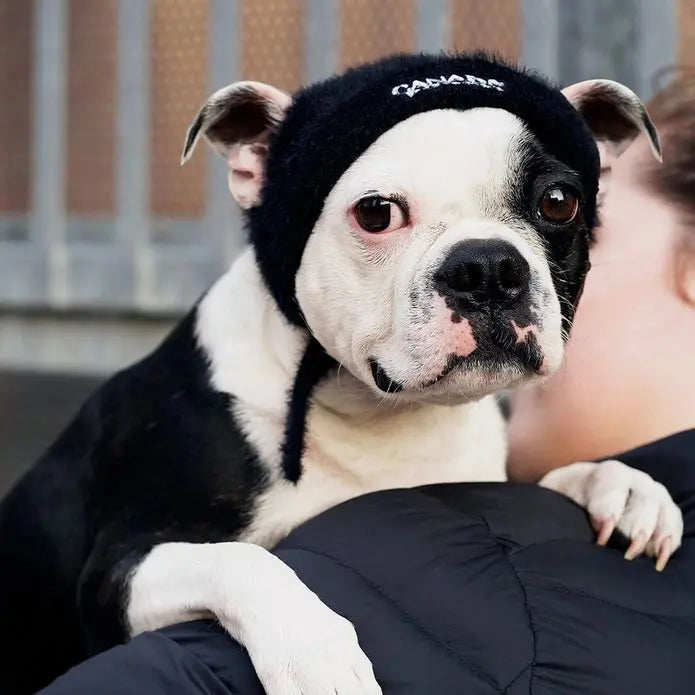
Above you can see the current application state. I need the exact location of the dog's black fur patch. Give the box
[0,309,268,692]
[506,138,593,329]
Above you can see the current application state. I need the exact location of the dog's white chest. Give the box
[239,394,507,548]
[197,255,508,550]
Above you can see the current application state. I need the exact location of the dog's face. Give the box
[183,75,660,405]
[296,107,581,403]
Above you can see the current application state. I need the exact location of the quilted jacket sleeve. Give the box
[39,621,263,695]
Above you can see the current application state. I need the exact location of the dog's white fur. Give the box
[297,109,564,399]
[197,247,507,551]
[127,102,681,695]
[128,541,381,693]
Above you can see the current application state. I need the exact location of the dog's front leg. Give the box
[540,460,684,570]
[125,541,382,695]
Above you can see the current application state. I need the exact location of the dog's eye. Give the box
[538,187,579,224]
[353,196,407,233]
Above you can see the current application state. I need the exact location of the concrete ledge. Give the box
[0,311,177,376]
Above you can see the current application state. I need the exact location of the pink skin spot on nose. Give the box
[512,320,538,345]
[423,297,478,384]
[512,319,550,375]
[449,314,477,357]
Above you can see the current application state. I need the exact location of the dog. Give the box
[0,54,682,695]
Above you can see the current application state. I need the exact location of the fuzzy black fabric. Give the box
[281,336,336,482]
[247,51,601,327]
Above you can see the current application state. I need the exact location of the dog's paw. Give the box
[243,589,382,695]
[540,460,683,571]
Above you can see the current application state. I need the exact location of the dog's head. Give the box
[183,55,660,406]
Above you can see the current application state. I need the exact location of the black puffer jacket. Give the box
[41,430,695,694]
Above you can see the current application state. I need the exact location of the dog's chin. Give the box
[422,360,539,404]
[367,343,556,403]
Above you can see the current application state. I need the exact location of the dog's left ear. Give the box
[181,81,292,208]
[563,79,661,198]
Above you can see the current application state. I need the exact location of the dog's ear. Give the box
[181,81,291,208]
[562,79,661,199]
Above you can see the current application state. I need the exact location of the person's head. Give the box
[507,69,695,482]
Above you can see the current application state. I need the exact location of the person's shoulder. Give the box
[278,483,594,560]
[615,428,695,496]
[274,482,695,693]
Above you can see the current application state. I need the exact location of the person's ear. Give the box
[181,81,292,209]
[677,249,695,307]
[562,79,662,202]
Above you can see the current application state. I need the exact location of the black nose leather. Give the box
[435,239,530,310]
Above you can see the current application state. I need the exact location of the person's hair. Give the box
[644,68,695,252]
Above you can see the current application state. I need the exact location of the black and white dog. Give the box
[0,54,682,695]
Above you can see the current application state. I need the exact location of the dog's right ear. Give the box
[181,81,292,209]
[562,79,661,201]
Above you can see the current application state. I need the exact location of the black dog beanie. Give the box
[246,52,601,482]
[247,52,601,328]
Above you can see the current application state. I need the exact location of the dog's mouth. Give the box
[369,358,405,394]
[367,356,474,394]
[368,329,544,394]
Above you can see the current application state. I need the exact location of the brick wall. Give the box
[4,0,693,221]
[0,0,527,221]
[5,0,691,223]
[0,0,33,215]
[450,0,520,60]
[679,0,695,64]
[67,0,117,216]
[150,0,208,219]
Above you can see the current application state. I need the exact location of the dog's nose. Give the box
[435,239,530,310]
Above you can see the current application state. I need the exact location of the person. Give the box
[36,74,695,695]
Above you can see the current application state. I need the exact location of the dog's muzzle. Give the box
[368,239,546,394]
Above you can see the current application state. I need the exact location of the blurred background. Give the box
[0,0,689,491]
